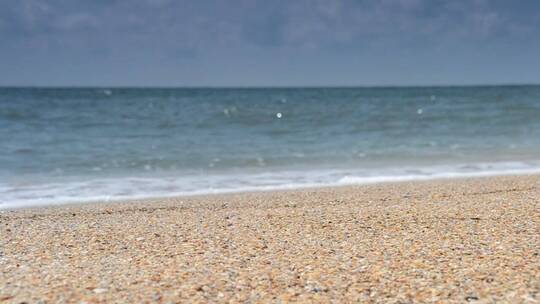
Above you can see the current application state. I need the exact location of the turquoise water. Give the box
[1,86,540,207]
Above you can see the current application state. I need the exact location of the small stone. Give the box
[465,295,479,302]
[93,288,108,294]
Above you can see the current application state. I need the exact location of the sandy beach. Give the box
[1,175,539,303]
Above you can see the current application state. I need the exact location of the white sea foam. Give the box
[1,160,540,210]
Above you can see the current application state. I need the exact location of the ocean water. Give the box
[1,86,540,208]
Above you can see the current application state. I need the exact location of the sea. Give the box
[1,86,540,208]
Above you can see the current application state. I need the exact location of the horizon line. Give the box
[1,83,539,89]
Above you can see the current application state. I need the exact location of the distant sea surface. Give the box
[2,86,540,208]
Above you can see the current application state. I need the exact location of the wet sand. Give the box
[1,175,539,303]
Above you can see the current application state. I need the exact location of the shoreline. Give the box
[1,175,539,302]
[3,170,540,211]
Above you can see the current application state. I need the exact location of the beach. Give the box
[1,175,539,303]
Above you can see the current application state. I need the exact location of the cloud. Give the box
[1,0,540,86]
[2,0,539,52]
[53,13,100,31]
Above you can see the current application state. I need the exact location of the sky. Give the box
[1,0,540,87]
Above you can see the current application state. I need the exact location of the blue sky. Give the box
[1,0,540,87]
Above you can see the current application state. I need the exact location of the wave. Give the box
[1,160,540,209]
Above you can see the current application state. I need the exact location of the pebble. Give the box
[93,288,108,294]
